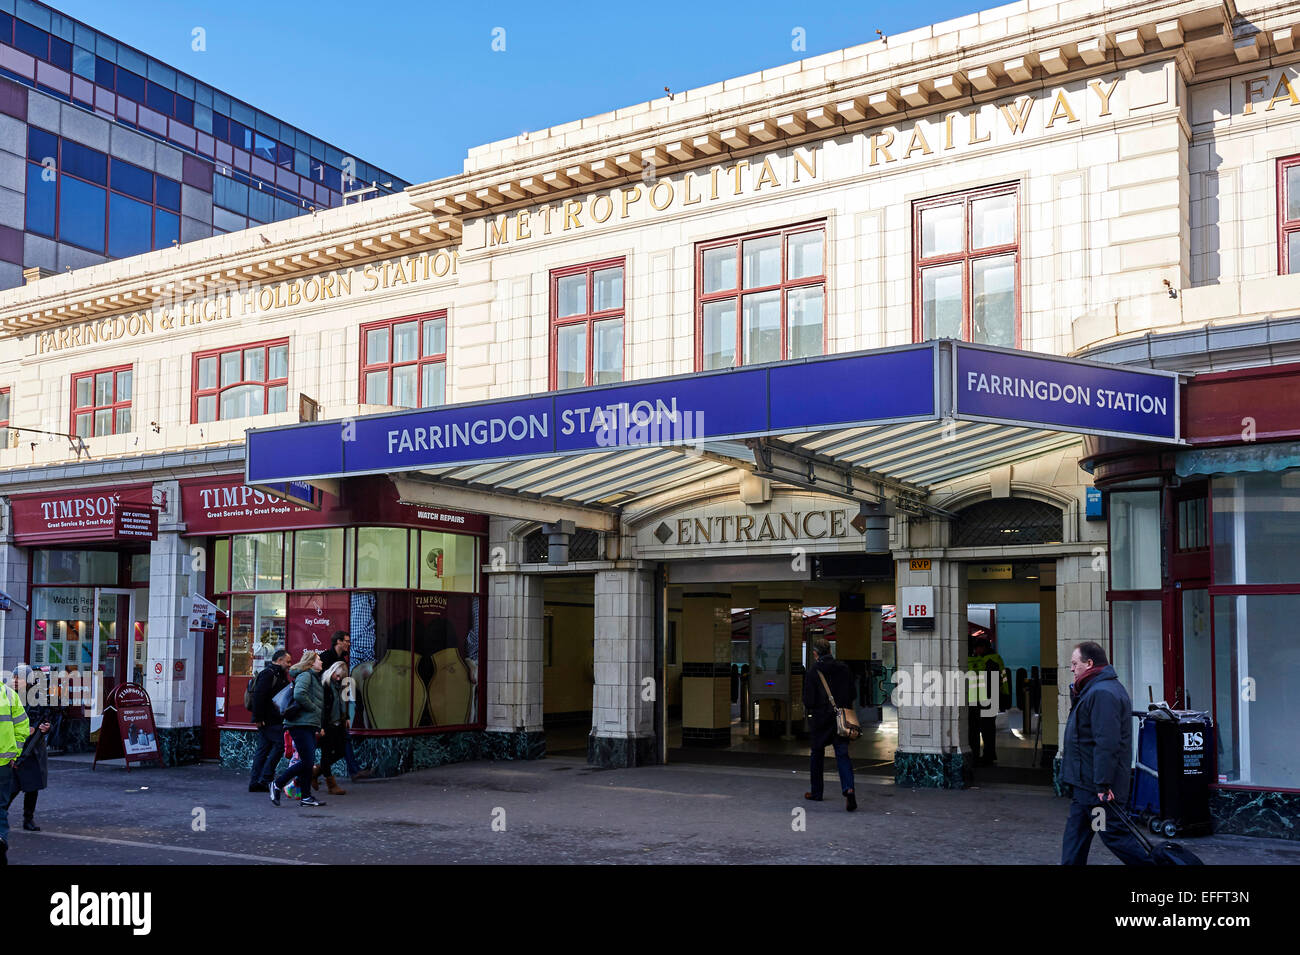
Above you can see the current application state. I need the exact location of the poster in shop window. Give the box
[287,593,348,663]
[412,593,475,728]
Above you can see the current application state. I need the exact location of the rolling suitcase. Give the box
[1109,802,1205,866]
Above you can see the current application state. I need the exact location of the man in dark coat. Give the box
[248,649,292,793]
[7,665,50,832]
[1060,641,1152,865]
[802,637,857,811]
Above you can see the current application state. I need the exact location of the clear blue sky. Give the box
[52,0,991,185]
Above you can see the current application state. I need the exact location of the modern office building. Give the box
[1,0,1298,841]
[0,0,407,290]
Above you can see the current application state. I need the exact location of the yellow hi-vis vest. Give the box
[966,653,1007,706]
[0,681,30,766]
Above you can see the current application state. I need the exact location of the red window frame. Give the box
[694,222,826,371]
[191,338,289,424]
[912,182,1021,346]
[549,258,626,389]
[1277,154,1300,274]
[359,311,448,407]
[70,364,132,437]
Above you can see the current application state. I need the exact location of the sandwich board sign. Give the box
[93,683,162,771]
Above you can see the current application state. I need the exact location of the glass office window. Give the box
[550,261,624,388]
[59,177,106,253]
[107,193,152,258]
[360,314,447,408]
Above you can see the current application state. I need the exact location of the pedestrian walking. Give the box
[320,631,372,781]
[248,649,292,793]
[0,665,32,864]
[966,636,1006,766]
[270,651,326,808]
[1060,640,1153,865]
[802,636,857,811]
[314,661,349,796]
[7,666,51,833]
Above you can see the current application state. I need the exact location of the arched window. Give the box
[522,527,602,563]
[951,498,1063,548]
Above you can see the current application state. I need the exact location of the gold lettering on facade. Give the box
[362,264,379,291]
[802,511,827,539]
[792,148,816,182]
[998,96,1034,134]
[488,215,509,246]
[649,179,674,210]
[903,126,933,158]
[590,195,613,222]
[1089,78,1119,117]
[969,110,991,144]
[944,114,956,150]
[710,167,720,199]
[1045,90,1079,127]
[432,252,451,277]
[1243,77,1268,115]
[730,160,750,195]
[620,186,642,219]
[682,172,702,205]
[1267,74,1300,111]
[870,130,896,165]
[753,158,780,190]
[563,199,583,231]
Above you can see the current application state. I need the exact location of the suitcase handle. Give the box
[1107,800,1156,855]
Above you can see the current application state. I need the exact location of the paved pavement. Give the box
[7,754,1299,865]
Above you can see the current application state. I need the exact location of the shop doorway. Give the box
[541,575,595,755]
[90,587,137,733]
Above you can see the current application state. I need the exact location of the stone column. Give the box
[144,516,203,766]
[680,589,731,747]
[484,570,545,759]
[588,567,657,768]
[893,558,970,788]
[1052,553,1107,791]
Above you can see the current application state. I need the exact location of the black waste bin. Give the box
[1152,709,1215,836]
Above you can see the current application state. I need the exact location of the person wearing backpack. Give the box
[248,649,292,793]
[270,651,326,808]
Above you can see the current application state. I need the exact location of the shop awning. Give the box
[246,340,1182,524]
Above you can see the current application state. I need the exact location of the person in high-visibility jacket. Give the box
[0,671,32,864]
[966,636,1006,767]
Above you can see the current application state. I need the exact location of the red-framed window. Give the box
[192,339,288,423]
[1277,154,1300,274]
[71,365,132,437]
[0,386,9,447]
[550,259,624,389]
[360,312,447,407]
[695,223,825,370]
[913,183,1020,347]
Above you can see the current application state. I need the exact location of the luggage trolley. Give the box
[1129,704,1215,838]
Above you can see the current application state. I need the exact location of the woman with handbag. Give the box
[7,666,50,832]
[270,651,326,808]
[314,662,349,796]
[801,637,858,812]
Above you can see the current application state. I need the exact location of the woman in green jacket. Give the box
[270,651,326,807]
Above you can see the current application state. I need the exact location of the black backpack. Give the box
[243,668,264,711]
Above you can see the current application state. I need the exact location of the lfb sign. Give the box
[900,587,935,631]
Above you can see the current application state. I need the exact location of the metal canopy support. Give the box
[390,475,619,532]
[744,435,952,516]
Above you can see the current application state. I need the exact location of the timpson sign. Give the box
[28,249,459,356]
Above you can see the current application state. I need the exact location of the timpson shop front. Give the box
[178,474,491,773]
[0,471,490,771]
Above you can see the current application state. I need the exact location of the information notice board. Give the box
[93,683,163,771]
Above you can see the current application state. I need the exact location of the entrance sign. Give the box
[113,504,158,541]
[93,683,163,771]
[246,341,1182,486]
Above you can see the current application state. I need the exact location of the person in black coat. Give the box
[7,666,50,832]
[801,637,857,811]
[248,649,292,793]
[1060,641,1152,865]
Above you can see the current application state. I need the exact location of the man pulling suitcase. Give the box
[1059,641,1153,866]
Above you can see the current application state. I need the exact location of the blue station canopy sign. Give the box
[245,341,1180,486]
[954,344,1178,441]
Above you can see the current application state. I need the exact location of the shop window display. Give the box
[214,526,482,732]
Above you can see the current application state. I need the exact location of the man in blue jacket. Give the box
[1060,641,1152,865]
